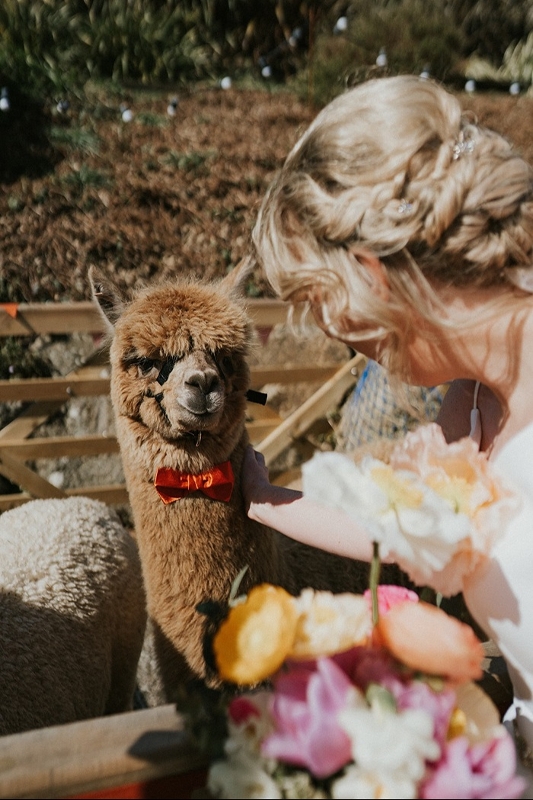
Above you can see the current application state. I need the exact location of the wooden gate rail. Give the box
[0,364,342,403]
[0,299,302,337]
[0,301,362,511]
[0,703,207,799]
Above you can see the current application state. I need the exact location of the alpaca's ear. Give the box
[88,266,125,329]
[219,254,255,298]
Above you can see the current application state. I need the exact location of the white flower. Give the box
[332,764,417,799]
[453,681,503,743]
[291,588,371,658]
[208,751,280,799]
[302,451,471,583]
[225,693,274,759]
[209,695,280,799]
[338,692,440,786]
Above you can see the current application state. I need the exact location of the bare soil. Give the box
[1,85,317,303]
[2,86,533,305]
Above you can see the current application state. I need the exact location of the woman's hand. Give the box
[239,446,373,561]
[241,445,273,513]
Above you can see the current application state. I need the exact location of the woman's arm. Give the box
[241,446,375,562]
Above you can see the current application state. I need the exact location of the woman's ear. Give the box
[347,247,390,301]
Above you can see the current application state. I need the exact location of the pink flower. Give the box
[334,645,456,745]
[363,584,419,617]
[333,645,403,691]
[421,733,526,799]
[261,658,355,778]
[393,679,456,747]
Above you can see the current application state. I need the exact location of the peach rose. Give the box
[390,423,518,536]
[376,600,484,683]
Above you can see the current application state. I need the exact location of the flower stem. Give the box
[370,541,381,626]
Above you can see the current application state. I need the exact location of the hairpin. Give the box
[452,135,475,160]
[397,200,413,214]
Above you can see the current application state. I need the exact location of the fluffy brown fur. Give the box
[90,264,399,702]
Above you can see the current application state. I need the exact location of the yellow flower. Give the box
[447,707,468,739]
[214,584,298,685]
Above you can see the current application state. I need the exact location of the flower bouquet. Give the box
[203,584,525,799]
[186,424,526,799]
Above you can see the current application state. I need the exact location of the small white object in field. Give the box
[334,16,348,34]
[48,471,65,489]
[120,103,133,122]
[167,97,179,116]
[0,87,10,112]
[376,48,388,68]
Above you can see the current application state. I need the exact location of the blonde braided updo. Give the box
[252,75,533,374]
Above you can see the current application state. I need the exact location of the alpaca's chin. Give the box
[158,413,226,444]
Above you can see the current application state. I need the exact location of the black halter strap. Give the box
[156,355,180,385]
[246,389,267,405]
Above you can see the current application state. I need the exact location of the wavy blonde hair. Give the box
[252,75,533,376]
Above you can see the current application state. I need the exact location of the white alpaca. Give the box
[0,496,146,735]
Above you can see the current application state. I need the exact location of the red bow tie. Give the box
[154,461,234,504]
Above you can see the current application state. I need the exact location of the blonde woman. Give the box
[242,75,533,761]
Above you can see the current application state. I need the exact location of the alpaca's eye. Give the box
[220,355,234,375]
[137,357,159,376]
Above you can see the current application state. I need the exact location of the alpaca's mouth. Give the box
[181,393,224,417]
[178,404,222,422]
[174,405,224,438]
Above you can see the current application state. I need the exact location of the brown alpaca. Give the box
[89,264,398,702]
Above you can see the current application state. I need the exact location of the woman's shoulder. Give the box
[436,379,478,443]
[438,379,505,454]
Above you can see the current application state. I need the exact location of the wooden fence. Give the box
[0,300,364,512]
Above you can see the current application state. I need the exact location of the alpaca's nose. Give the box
[185,369,220,396]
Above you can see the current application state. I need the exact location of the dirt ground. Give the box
[3,85,533,305]
[1,85,317,304]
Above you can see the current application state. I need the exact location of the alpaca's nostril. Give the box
[185,371,220,395]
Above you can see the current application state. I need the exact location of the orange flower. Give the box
[376,600,484,683]
[213,584,298,685]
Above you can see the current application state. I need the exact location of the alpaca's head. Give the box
[89,264,254,462]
